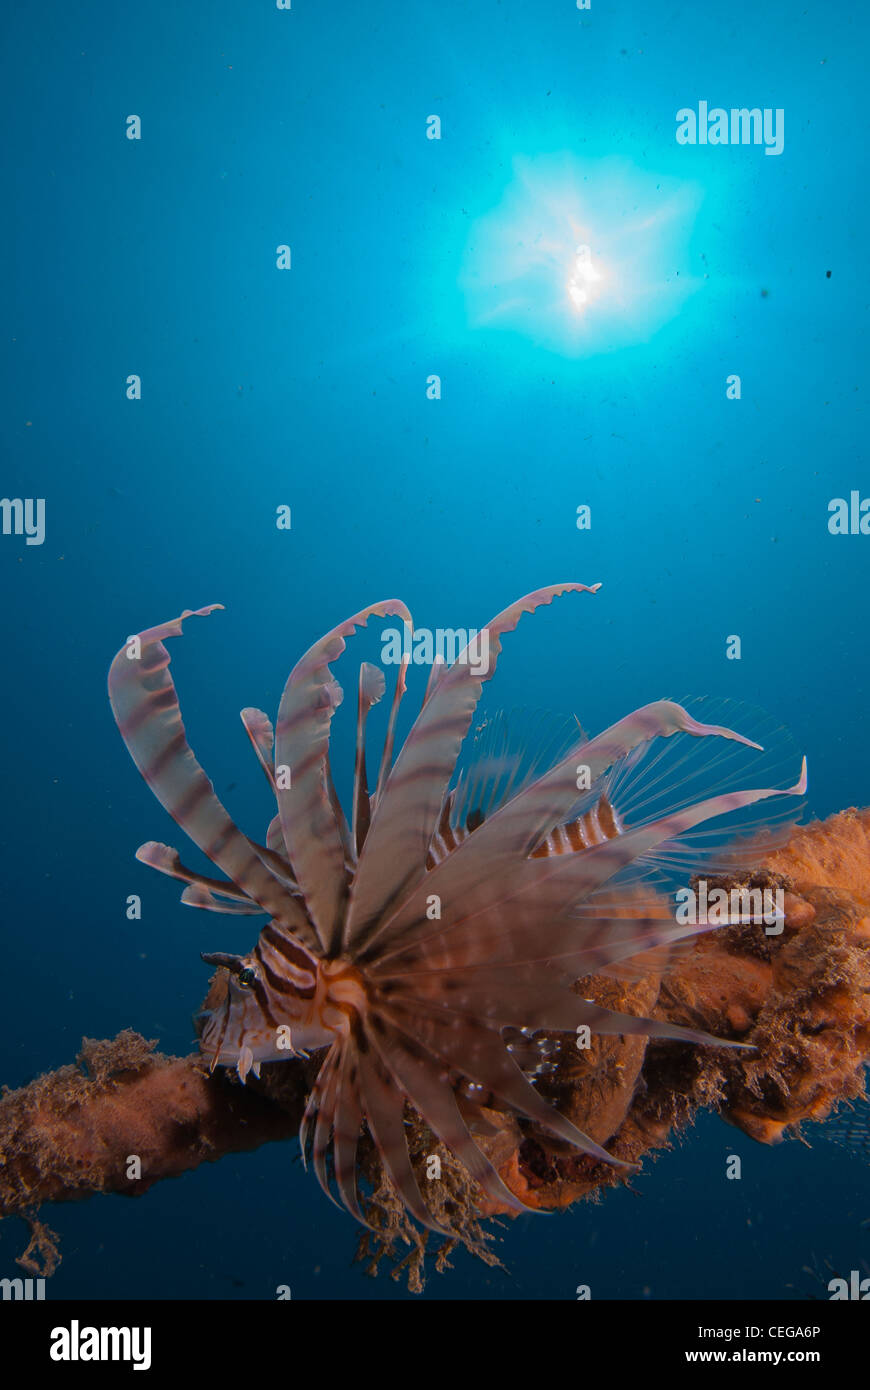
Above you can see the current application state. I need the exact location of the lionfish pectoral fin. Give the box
[311,1054,347,1215]
[303,1047,387,1231]
[598,700,808,880]
[135,842,253,905]
[411,739,809,970]
[571,754,808,907]
[180,884,265,914]
[579,1000,755,1050]
[331,1043,366,1224]
[357,1036,465,1235]
[368,1015,549,1216]
[381,999,632,1175]
[300,1049,332,1178]
[356,693,782,962]
[449,706,585,842]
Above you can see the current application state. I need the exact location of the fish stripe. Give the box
[262,923,320,973]
[255,948,316,998]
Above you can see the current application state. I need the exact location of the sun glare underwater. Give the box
[4,0,868,1314]
[461,154,703,356]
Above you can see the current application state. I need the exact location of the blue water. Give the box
[2,0,868,1299]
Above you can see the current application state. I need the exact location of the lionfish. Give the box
[108,584,806,1231]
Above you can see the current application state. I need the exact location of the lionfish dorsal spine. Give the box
[273,599,412,957]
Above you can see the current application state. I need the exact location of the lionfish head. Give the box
[194,952,269,1073]
[195,947,328,1078]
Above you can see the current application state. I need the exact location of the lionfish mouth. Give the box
[194,1000,257,1074]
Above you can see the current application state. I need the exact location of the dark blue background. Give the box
[1,0,867,1298]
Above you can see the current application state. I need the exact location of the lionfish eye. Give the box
[237,967,257,987]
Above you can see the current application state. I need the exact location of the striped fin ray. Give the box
[372,654,410,811]
[300,1044,339,1179]
[312,1052,345,1214]
[249,839,298,891]
[550,893,718,981]
[361,699,761,961]
[180,884,265,915]
[240,712,306,882]
[274,600,412,957]
[422,654,446,704]
[356,1034,454,1233]
[599,697,808,877]
[448,707,582,842]
[427,792,460,867]
[331,1042,366,1223]
[366,1014,538,1217]
[302,1033,452,1235]
[381,994,723,1158]
[325,752,355,866]
[137,841,265,915]
[266,813,286,856]
[428,790,621,867]
[107,607,316,946]
[347,583,601,949]
[374,900,704,984]
[353,662,387,857]
[369,750,806,977]
[381,970,735,1049]
[139,833,296,905]
[505,758,809,923]
[240,708,277,792]
[135,841,252,903]
[462,699,763,865]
